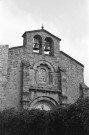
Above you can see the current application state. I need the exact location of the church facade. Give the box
[0,27,88,110]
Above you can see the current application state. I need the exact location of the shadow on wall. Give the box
[0,97,89,135]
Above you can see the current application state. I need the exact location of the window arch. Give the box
[34,61,55,85]
[44,37,54,56]
[35,62,54,85]
[33,35,42,54]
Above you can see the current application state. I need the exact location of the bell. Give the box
[33,43,39,50]
[44,44,50,51]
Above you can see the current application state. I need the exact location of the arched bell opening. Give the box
[33,35,42,54]
[44,37,54,56]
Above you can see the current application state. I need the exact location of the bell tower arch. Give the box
[44,37,54,56]
[33,35,42,54]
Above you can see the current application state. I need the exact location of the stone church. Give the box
[0,27,88,111]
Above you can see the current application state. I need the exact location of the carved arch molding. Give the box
[33,61,55,85]
[29,96,58,111]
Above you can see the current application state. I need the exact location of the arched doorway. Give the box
[29,96,58,111]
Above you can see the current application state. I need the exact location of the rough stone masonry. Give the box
[0,28,89,111]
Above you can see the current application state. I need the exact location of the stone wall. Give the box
[1,30,85,110]
[6,47,23,110]
[59,51,84,104]
[0,45,8,110]
[5,46,84,109]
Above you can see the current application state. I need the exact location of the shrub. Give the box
[65,97,89,135]
[0,97,89,135]
[0,108,46,135]
[46,109,66,135]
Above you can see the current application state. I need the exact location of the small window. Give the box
[33,35,42,54]
[49,72,53,84]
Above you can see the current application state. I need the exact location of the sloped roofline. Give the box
[60,51,84,67]
[9,47,84,67]
[22,29,61,41]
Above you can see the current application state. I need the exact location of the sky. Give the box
[0,0,89,86]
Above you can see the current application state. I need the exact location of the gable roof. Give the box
[60,51,84,67]
[22,28,61,41]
